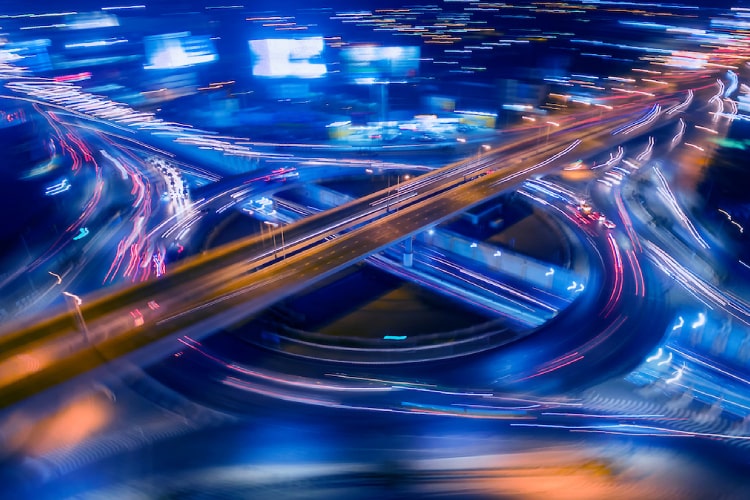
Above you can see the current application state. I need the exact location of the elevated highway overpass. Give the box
[0,85,703,408]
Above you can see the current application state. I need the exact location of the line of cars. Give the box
[579,201,617,229]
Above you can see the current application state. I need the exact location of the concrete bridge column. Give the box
[403,236,414,267]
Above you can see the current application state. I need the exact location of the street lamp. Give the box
[396,174,410,212]
[63,290,89,341]
[477,143,491,162]
[595,103,613,119]
[386,173,411,212]
[264,221,278,258]
[545,121,560,144]
[264,221,285,259]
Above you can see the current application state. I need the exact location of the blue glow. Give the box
[249,37,327,78]
[144,32,218,70]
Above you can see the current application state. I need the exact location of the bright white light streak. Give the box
[672,316,684,330]
[725,98,738,119]
[657,351,673,366]
[666,89,693,116]
[637,136,654,162]
[670,118,686,151]
[724,69,738,97]
[646,347,663,363]
[512,422,750,441]
[102,5,146,10]
[611,103,660,135]
[595,145,624,168]
[695,125,718,134]
[691,312,706,329]
[491,140,581,188]
[653,166,709,250]
[644,241,750,328]
[710,94,723,123]
[99,149,128,179]
[62,291,82,305]
[642,78,669,85]
[671,345,750,389]
[665,363,686,384]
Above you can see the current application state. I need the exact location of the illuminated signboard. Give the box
[4,39,52,72]
[144,32,218,70]
[249,37,327,78]
[64,11,119,30]
[340,45,420,83]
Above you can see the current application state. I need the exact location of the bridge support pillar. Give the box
[403,236,414,267]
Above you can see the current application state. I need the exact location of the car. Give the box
[587,211,605,222]
[129,308,144,327]
[416,134,437,142]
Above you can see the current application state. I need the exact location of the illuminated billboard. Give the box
[5,40,52,72]
[64,11,119,30]
[341,45,420,83]
[144,32,217,70]
[249,37,327,78]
